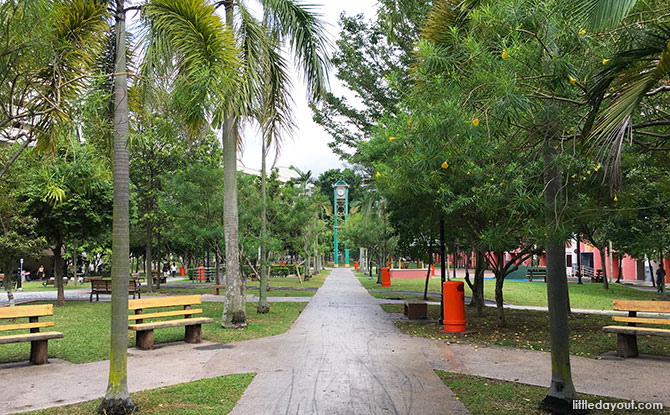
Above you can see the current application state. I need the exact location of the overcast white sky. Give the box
[238,0,379,176]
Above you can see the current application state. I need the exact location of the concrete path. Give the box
[429,342,670,407]
[0,268,467,414]
[223,268,468,415]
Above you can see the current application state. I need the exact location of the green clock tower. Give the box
[333,178,349,267]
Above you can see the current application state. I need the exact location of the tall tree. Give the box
[99,0,237,412]
[218,0,329,325]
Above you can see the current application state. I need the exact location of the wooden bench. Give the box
[128,295,213,350]
[152,275,167,284]
[404,300,427,319]
[90,279,141,302]
[43,277,69,287]
[213,285,226,295]
[0,304,64,365]
[602,300,670,358]
[526,268,546,282]
[592,269,604,283]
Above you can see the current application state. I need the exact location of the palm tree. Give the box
[99,1,236,413]
[217,0,329,325]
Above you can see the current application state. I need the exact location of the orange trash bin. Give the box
[382,267,391,287]
[179,266,185,276]
[198,266,205,282]
[354,261,359,270]
[443,280,466,332]
[431,264,435,276]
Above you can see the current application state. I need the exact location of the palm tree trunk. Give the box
[257,140,270,313]
[98,2,137,413]
[540,137,580,414]
[221,113,247,327]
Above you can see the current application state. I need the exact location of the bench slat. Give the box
[0,331,63,345]
[128,295,201,310]
[0,304,53,319]
[613,300,670,313]
[603,325,670,337]
[0,321,54,332]
[612,316,670,325]
[128,309,203,321]
[129,317,213,331]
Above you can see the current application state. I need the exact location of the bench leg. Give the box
[136,330,154,350]
[89,292,93,302]
[30,340,48,365]
[403,303,408,316]
[185,324,203,344]
[617,333,639,358]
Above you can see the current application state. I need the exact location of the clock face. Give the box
[337,188,345,196]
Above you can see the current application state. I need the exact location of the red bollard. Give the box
[382,267,391,287]
[443,280,466,332]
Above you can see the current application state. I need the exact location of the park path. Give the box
[217,267,468,415]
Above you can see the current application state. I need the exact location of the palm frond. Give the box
[586,30,670,188]
[571,0,638,31]
[142,0,240,135]
[32,0,109,154]
[259,0,330,102]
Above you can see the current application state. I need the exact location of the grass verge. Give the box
[20,373,255,415]
[0,301,306,364]
[360,277,665,310]
[381,303,670,358]
[437,371,670,415]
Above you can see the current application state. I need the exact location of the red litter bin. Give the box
[381,267,391,287]
[443,280,466,332]
[431,264,435,276]
[198,266,205,282]
[354,261,359,270]
[179,266,185,276]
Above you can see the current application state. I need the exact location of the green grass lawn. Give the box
[20,374,255,415]
[381,303,670,358]
[147,271,329,297]
[437,371,670,415]
[14,280,82,292]
[358,277,665,310]
[0,301,306,364]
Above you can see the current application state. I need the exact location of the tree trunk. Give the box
[54,242,65,306]
[221,109,246,327]
[257,138,269,314]
[72,240,78,286]
[215,244,222,285]
[155,232,161,290]
[145,223,153,292]
[599,245,609,289]
[3,268,15,306]
[540,137,580,414]
[98,2,138,412]
[423,240,432,300]
[473,251,485,317]
[494,267,506,328]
